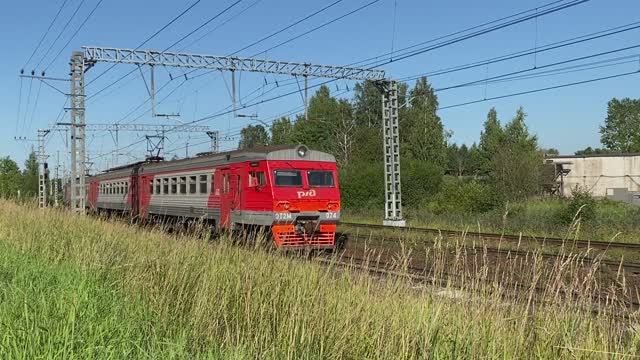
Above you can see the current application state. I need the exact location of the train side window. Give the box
[170,178,177,194]
[163,178,169,194]
[199,175,208,194]
[155,179,161,194]
[189,176,197,194]
[116,183,120,195]
[179,176,187,194]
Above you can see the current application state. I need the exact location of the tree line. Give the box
[238,77,548,212]
[0,152,39,199]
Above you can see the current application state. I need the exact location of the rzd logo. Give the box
[296,189,316,198]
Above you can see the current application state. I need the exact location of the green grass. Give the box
[344,198,640,243]
[0,200,638,358]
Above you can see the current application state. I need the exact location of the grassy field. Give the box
[344,198,640,243]
[0,201,638,358]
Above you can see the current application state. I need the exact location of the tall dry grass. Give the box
[0,200,638,359]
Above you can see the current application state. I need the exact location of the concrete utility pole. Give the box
[69,51,87,214]
[379,81,404,226]
[73,47,405,226]
[37,129,50,209]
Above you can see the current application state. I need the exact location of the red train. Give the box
[86,145,340,248]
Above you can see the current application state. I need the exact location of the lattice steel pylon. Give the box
[37,129,50,209]
[70,51,87,213]
[379,81,405,226]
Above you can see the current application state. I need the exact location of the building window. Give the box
[189,176,197,194]
[163,178,169,194]
[179,176,187,194]
[170,178,177,194]
[199,174,208,194]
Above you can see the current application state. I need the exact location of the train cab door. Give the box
[130,167,140,219]
[219,168,238,228]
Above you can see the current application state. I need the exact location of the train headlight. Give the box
[297,145,308,158]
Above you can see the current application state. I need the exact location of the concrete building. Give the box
[545,154,640,202]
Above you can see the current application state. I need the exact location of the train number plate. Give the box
[274,212,293,221]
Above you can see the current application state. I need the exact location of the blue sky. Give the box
[0,0,638,171]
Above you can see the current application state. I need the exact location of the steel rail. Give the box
[339,222,640,251]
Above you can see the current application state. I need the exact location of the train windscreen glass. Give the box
[275,170,302,186]
[308,171,334,187]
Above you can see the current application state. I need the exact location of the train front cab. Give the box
[267,159,340,248]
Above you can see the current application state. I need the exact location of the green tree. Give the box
[479,107,503,174]
[491,107,542,201]
[270,117,295,145]
[350,81,407,163]
[600,98,640,152]
[238,125,269,150]
[0,157,22,199]
[293,85,338,151]
[401,77,447,167]
[353,81,382,128]
[22,151,38,198]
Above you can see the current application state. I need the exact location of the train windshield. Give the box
[308,171,334,187]
[274,170,303,186]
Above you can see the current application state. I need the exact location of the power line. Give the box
[479,55,639,85]
[397,20,640,81]
[433,43,640,92]
[23,0,70,70]
[44,0,105,72]
[178,0,265,51]
[230,0,344,56]
[15,77,24,135]
[163,0,243,51]
[34,0,87,70]
[438,69,640,110]
[86,0,203,87]
[358,0,592,69]
[249,0,382,57]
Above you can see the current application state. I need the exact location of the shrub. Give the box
[558,186,596,225]
[339,160,443,211]
[427,178,498,214]
[400,160,443,209]
[339,162,384,210]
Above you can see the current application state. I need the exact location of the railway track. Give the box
[341,228,640,275]
[313,250,640,314]
[339,221,640,252]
